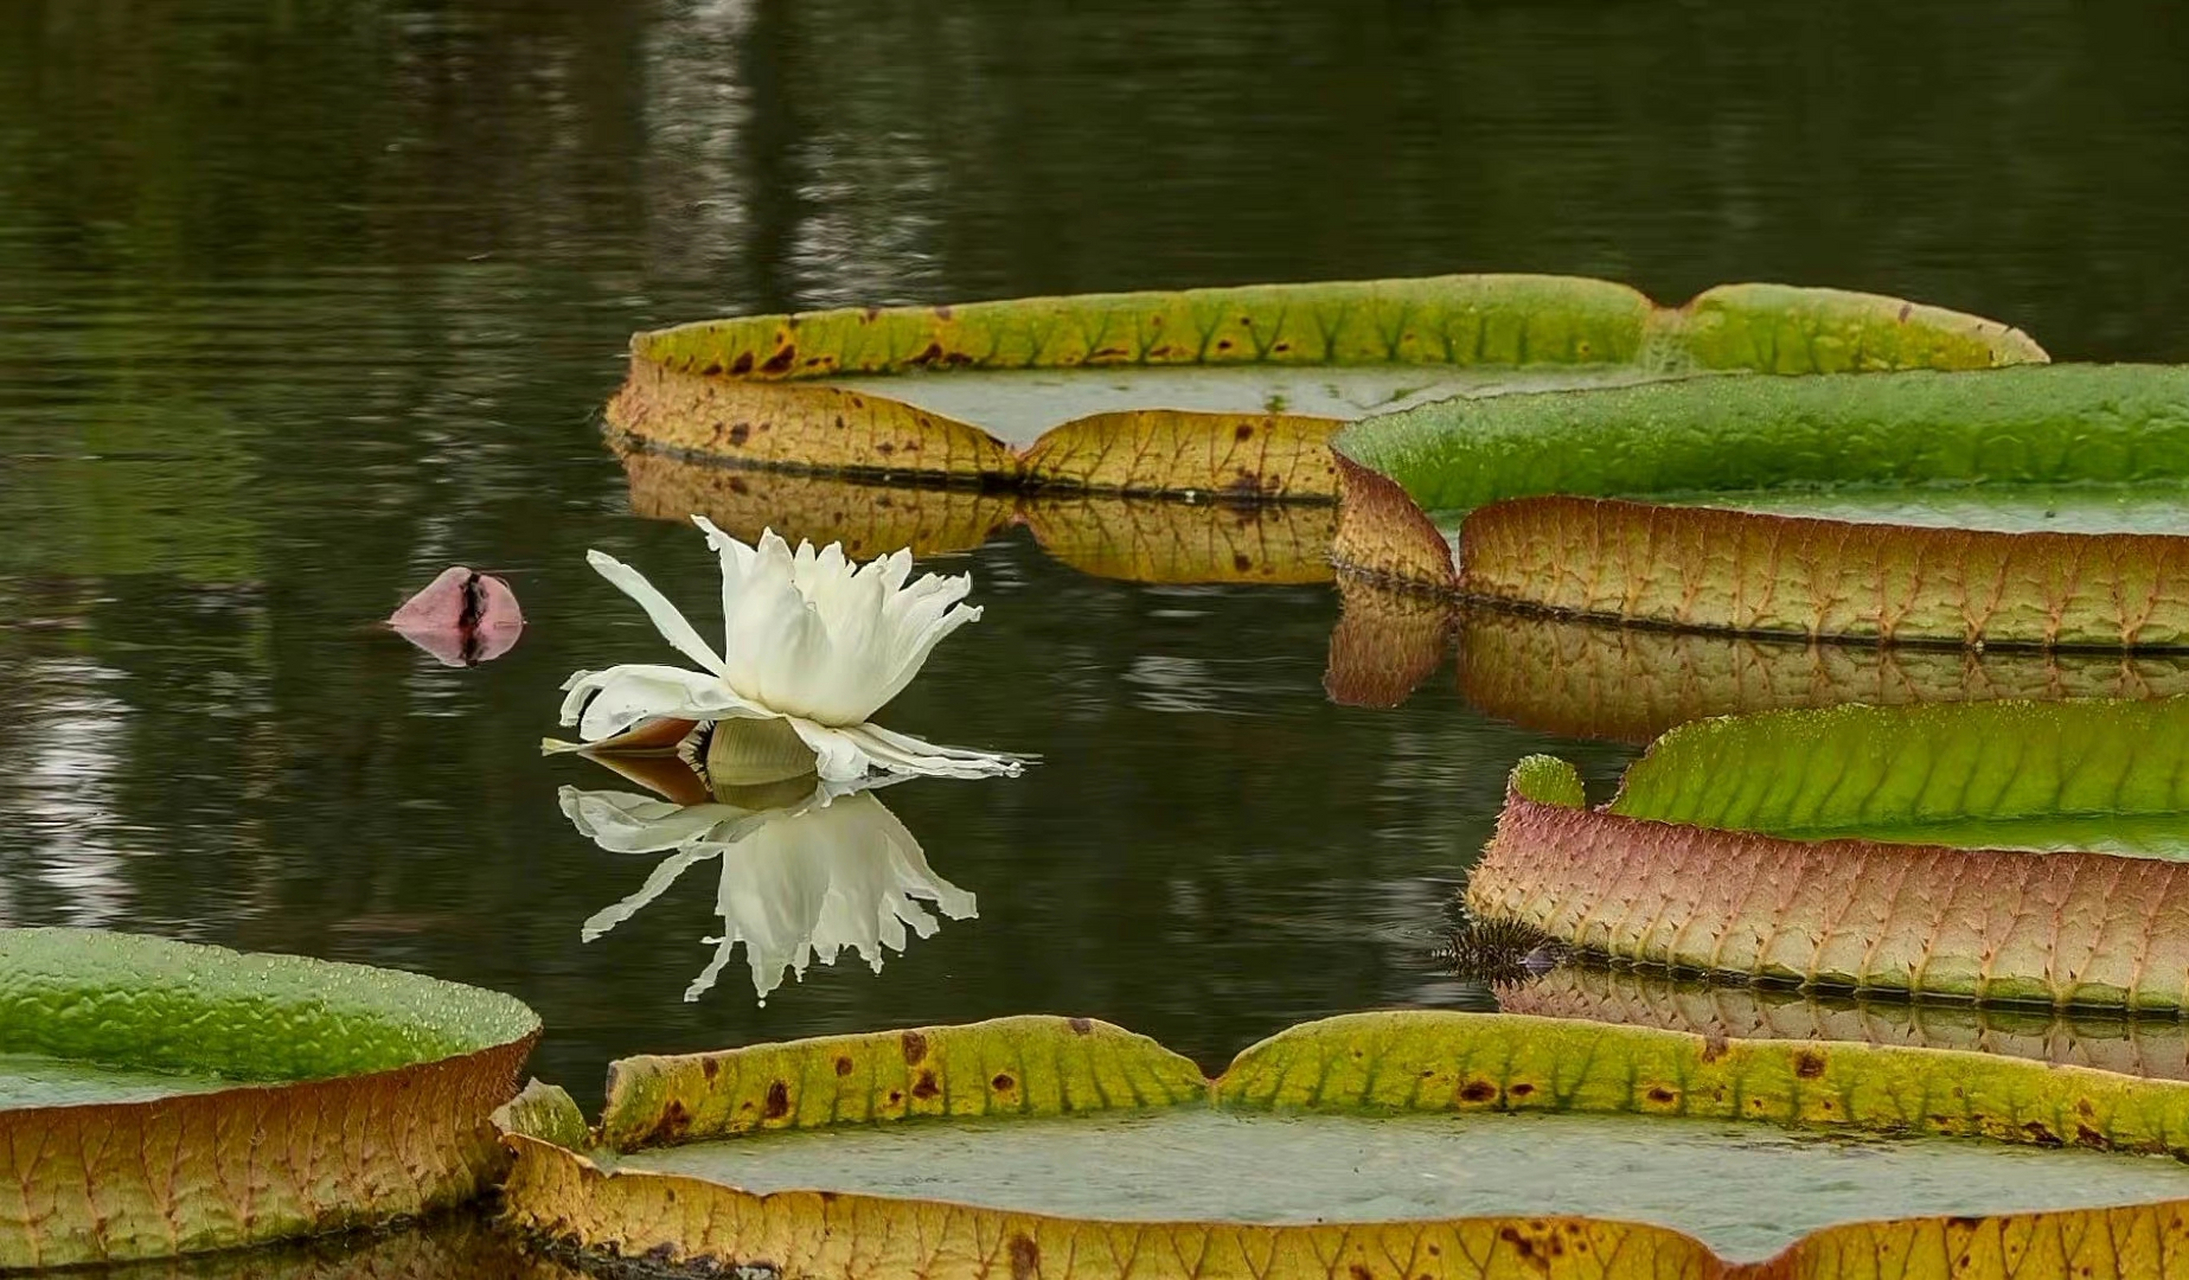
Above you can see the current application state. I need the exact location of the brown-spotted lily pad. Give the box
[498,1011,2189,1278]
[0,928,538,1268]
[610,275,2044,502]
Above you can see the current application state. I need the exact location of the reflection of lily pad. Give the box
[1333,365,2189,648]
[499,1011,2189,1278]
[611,276,2043,499]
[1467,699,2189,1007]
[1498,964,2189,1081]
[0,928,538,1267]
[617,446,1334,584]
[89,1216,571,1280]
[1451,606,2189,743]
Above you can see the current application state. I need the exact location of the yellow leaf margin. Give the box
[496,1010,2189,1278]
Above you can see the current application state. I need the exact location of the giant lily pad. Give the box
[0,928,538,1268]
[1332,364,2189,647]
[1498,964,2189,1082]
[499,1011,2189,1277]
[610,276,2043,500]
[1466,697,2189,1008]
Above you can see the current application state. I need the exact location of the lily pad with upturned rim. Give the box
[497,1011,2189,1279]
[0,928,539,1269]
[1330,364,2189,648]
[1465,698,2189,1009]
[609,276,2043,501]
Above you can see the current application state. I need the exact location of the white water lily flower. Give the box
[559,519,1022,781]
[562,778,974,1003]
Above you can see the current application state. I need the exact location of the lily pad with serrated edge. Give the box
[496,1010,2189,1279]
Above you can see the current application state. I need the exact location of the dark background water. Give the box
[4,0,2188,1124]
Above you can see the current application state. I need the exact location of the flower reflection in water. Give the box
[559,720,975,1003]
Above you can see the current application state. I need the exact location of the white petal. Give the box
[691,515,757,652]
[802,718,1026,779]
[785,718,877,781]
[559,664,769,741]
[866,601,983,714]
[587,550,727,675]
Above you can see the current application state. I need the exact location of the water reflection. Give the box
[1496,963,2189,1082]
[558,723,975,1003]
[1324,576,2189,738]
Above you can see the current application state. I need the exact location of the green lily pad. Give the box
[497,1011,2189,1279]
[1468,699,2189,1008]
[0,927,539,1268]
[1332,364,2189,647]
[610,275,2042,501]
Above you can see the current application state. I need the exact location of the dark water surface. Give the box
[4,0,2189,1268]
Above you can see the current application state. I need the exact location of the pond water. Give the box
[620,1107,2189,1263]
[4,0,2189,1272]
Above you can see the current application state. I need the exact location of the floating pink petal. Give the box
[390,566,524,666]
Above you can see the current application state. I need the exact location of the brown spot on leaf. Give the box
[1700,1035,1730,1063]
[992,1073,1016,1092]
[729,476,749,495]
[1459,1080,1498,1103]
[935,306,954,321]
[1898,303,1913,322]
[655,1099,691,1142]
[909,342,945,366]
[726,423,750,446]
[834,1056,854,1077]
[700,362,722,377]
[761,346,796,374]
[700,1058,720,1081]
[1068,1017,1093,1035]
[900,1030,929,1064]
[1647,1087,1676,1105]
[1349,1266,1373,1280]
[1508,1082,1534,1097]
[911,1069,940,1100]
[1234,423,1255,441]
[1216,339,1234,351]
[2023,1121,2062,1147]
[877,441,896,455]
[1009,1234,1039,1280]
[1233,553,1252,572]
[1793,1050,1826,1079]
[2076,1124,2110,1149]
[763,1080,790,1119]
[730,352,754,375]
